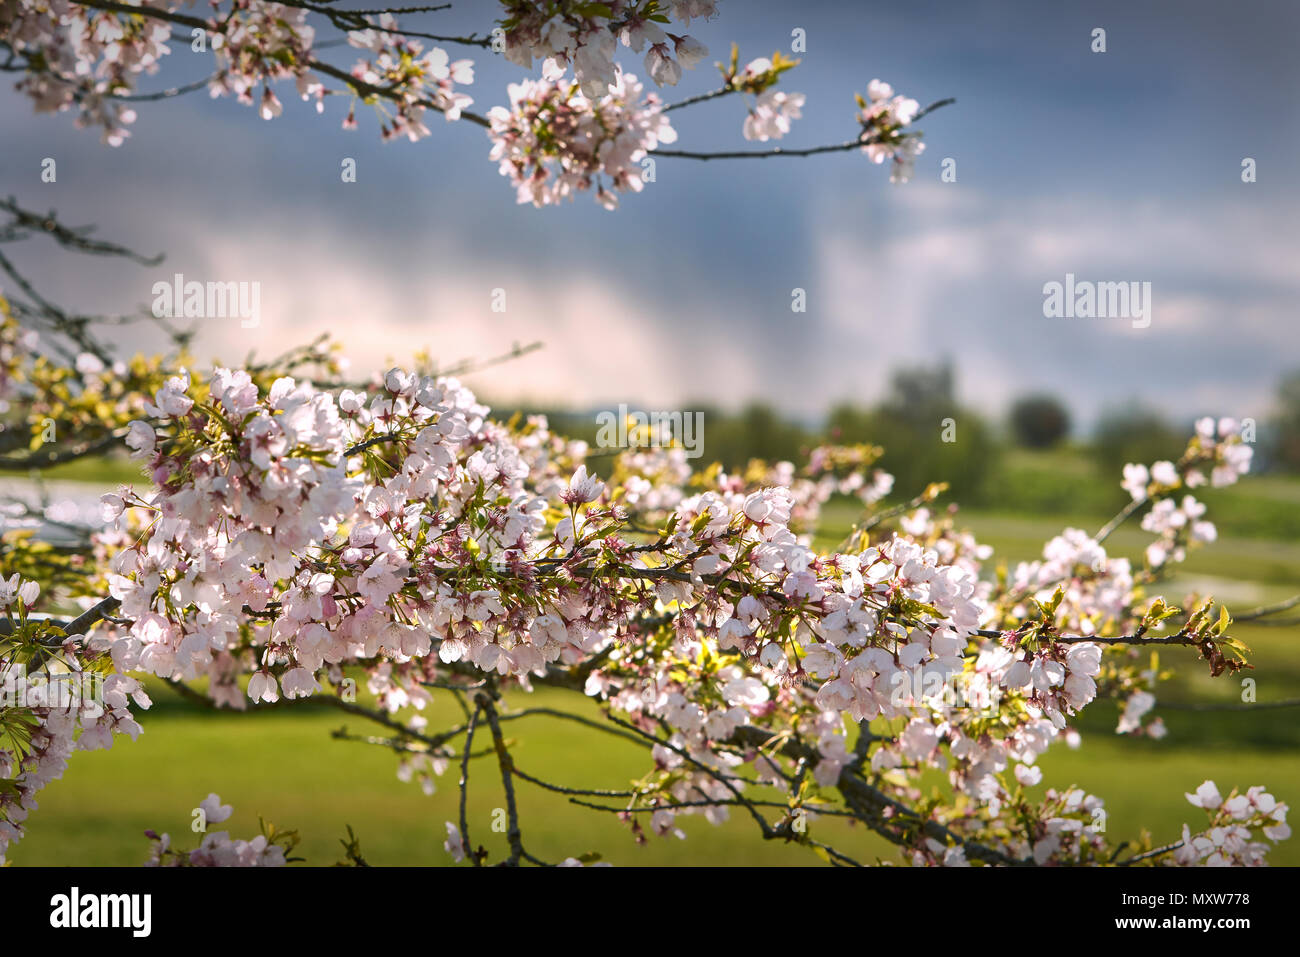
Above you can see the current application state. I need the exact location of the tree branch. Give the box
[653,98,955,160]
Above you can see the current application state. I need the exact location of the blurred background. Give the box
[2,0,1298,864]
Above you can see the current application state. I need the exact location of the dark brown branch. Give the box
[1095,497,1143,544]
[476,692,527,866]
[457,703,481,866]
[1235,593,1300,621]
[64,596,122,637]
[435,340,544,377]
[654,98,955,161]
[1156,698,1300,712]
[663,86,735,112]
[65,0,494,127]
[973,627,1198,648]
[726,725,1028,866]
[113,76,215,102]
[0,430,123,471]
[0,198,162,265]
[497,706,652,749]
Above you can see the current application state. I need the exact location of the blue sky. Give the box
[1,0,1297,430]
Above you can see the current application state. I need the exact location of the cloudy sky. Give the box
[2,0,1297,430]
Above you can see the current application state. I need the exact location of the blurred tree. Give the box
[503,365,997,497]
[1271,370,1300,472]
[694,402,809,470]
[830,363,995,502]
[1009,394,1071,449]
[496,401,812,473]
[1092,406,1184,477]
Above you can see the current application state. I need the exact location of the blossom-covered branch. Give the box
[2,1,952,205]
[2,318,1285,865]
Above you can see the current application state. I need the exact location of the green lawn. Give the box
[16,645,1298,869]
[12,686,903,867]
[14,671,1297,866]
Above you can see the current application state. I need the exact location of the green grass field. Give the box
[13,673,1298,867]
[8,450,1300,866]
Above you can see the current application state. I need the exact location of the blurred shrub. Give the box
[828,364,996,503]
[495,402,810,472]
[990,450,1123,515]
[1009,394,1071,449]
[1091,406,1185,478]
[1271,369,1300,472]
[688,402,809,470]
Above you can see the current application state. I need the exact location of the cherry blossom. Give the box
[145,795,290,866]
[858,78,927,182]
[487,72,675,208]
[743,88,804,141]
[500,0,714,97]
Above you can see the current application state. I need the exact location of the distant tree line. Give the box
[501,366,1300,508]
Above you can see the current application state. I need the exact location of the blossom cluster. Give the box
[1,3,944,210]
[0,576,149,865]
[743,87,804,142]
[726,54,805,142]
[1120,417,1253,569]
[0,309,39,407]
[858,78,925,182]
[1176,781,1290,865]
[144,793,290,866]
[344,13,474,140]
[0,1,470,143]
[487,72,675,208]
[499,0,714,96]
[1007,527,1135,633]
[0,0,174,144]
[1122,418,1254,503]
[1116,688,1165,738]
[207,1,318,121]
